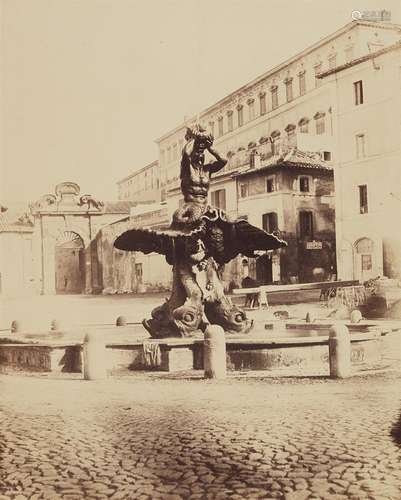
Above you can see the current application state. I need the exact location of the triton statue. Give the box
[114,125,286,338]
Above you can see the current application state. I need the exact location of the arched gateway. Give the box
[30,182,139,295]
[55,231,85,294]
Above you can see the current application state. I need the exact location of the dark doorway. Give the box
[135,263,143,285]
[256,254,273,285]
[55,231,85,294]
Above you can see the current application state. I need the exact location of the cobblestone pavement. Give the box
[1,371,401,500]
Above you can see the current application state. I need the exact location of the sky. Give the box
[1,0,400,203]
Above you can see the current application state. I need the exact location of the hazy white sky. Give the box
[1,0,400,203]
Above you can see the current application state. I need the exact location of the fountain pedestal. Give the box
[114,125,286,338]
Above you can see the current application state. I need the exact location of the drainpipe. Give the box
[332,71,345,280]
[39,215,45,295]
[88,213,93,292]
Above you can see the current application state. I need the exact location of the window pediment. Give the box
[298,117,309,126]
[285,124,296,133]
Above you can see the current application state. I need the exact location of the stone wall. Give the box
[0,232,35,297]
[0,344,81,372]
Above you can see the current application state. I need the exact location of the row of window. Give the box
[160,76,363,167]
[204,58,359,140]
[214,113,329,167]
[209,176,312,203]
[209,190,314,238]
[263,210,313,238]
[239,175,313,198]
[161,139,184,166]
[207,74,312,139]
[241,183,368,217]
[162,109,362,175]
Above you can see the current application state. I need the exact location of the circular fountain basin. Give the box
[0,320,388,374]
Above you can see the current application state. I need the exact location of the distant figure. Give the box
[242,276,259,308]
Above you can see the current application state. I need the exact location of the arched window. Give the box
[285,124,296,147]
[355,237,373,254]
[298,70,306,96]
[259,92,267,115]
[314,112,326,135]
[270,85,279,110]
[314,62,323,87]
[298,117,309,133]
[247,98,255,121]
[284,77,293,102]
[217,116,224,137]
[270,130,281,155]
[354,237,374,281]
[227,110,234,132]
[237,105,244,127]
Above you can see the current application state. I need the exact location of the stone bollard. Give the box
[203,324,226,379]
[83,332,107,380]
[50,319,61,332]
[116,316,127,327]
[305,311,315,323]
[350,309,362,324]
[10,320,22,333]
[329,323,351,379]
[258,289,269,309]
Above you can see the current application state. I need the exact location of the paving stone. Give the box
[269,470,288,478]
[284,490,310,500]
[1,370,401,500]
[287,472,314,479]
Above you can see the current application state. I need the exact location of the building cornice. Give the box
[116,160,159,185]
[318,39,401,79]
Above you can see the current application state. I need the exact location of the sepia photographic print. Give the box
[1,0,401,499]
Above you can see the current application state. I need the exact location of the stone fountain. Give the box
[114,125,287,338]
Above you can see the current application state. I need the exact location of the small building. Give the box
[117,160,161,203]
[233,147,335,284]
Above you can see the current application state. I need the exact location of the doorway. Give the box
[256,254,273,285]
[55,231,85,294]
[354,237,375,283]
